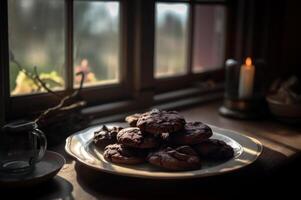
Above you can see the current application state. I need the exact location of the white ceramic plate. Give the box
[65,123,262,179]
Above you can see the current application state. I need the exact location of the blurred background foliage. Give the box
[8,0,120,95]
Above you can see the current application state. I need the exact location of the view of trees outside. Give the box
[155,3,189,78]
[8,0,225,95]
[193,5,226,73]
[8,0,65,95]
[8,0,120,95]
[74,1,120,87]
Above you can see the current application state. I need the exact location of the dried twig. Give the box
[11,58,61,98]
[72,71,84,97]
[9,50,87,127]
[33,66,62,98]
[35,72,86,125]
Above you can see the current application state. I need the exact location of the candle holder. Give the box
[219,58,267,119]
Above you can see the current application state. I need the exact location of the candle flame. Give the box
[245,57,252,66]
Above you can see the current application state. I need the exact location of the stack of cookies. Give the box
[93,109,234,171]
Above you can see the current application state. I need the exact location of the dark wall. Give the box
[281,0,301,78]
[232,0,301,83]
[263,0,301,81]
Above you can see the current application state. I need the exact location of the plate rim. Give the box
[65,124,263,180]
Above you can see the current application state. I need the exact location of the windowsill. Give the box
[86,83,224,125]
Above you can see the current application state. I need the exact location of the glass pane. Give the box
[74,1,120,87]
[155,3,189,78]
[192,5,226,73]
[8,0,65,96]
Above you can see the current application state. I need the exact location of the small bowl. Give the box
[266,96,301,118]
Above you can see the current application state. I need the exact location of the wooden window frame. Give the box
[1,0,134,120]
[154,0,229,93]
[0,0,243,122]
[0,0,10,126]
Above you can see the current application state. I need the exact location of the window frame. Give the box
[154,0,229,93]
[0,0,237,122]
[3,0,134,119]
[0,0,10,126]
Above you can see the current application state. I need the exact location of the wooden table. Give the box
[2,101,301,199]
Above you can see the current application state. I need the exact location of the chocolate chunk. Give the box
[93,125,123,148]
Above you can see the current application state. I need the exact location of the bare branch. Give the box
[34,71,86,125]
[33,66,62,98]
[9,52,87,126]
[71,71,85,98]
[11,59,61,98]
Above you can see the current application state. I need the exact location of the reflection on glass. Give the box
[8,0,65,96]
[155,3,189,78]
[193,5,226,73]
[74,1,120,87]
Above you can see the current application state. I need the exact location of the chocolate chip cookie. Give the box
[193,139,234,160]
[103,144,146,165]
[117,127,159,149]
[93,125,123,148]
[147,146,201,171]
[125,113,141,127]
[168,122,213,145]
[137,109,185,135]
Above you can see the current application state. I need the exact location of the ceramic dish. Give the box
[0,151,65,187]
[65,123,262,180]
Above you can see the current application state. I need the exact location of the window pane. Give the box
[74,1,120,87]
[155,3,189,78]
[193,5,226,73]
[8,0,65,96]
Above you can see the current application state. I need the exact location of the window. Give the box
[154,0,227,88]
[193,5,226,73]
[74,1,120,87]
[1,0,229,120]
[8,0,65,96]
[8,0,122,95]
[155,3,189,78]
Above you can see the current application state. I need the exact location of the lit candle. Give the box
[238,57,255,99]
